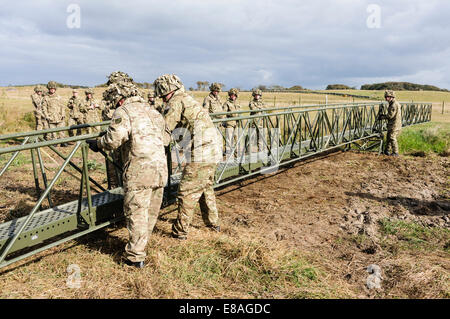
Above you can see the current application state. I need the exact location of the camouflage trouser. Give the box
[124,187,164,262]
[35,115,47,131]
[385,129,400,155]
[225,125,238,157]
[172,163,219,238]
[251,121,264,152]
[84,113,101,134]
[105,150,122,189]
[47,122,65,140]
[68,118,82,137]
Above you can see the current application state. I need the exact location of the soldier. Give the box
[31,85,47,131]
[380,90,402,156]
[148,91,156,106]
[80,89,101,134]
[154,74,222,240]
[67,89,83,136]
[249,88,266,152]
[41,81,67,145]
[202,82,224,118]
[101,99,115,121]
[87,73,168,268]
[223,88,241,157]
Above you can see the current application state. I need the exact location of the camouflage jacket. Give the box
[80,98,101,122]
[31,93,45,118]
[98,96,168,190]
[101,100,115,121]
[42,93,65,123]
[383,99,402,131]
[164,90,222,164]
[223,98,241,127]
[67,97,83,120]
[249,99,265,115]
[203,93,224,118]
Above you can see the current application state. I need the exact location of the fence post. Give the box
[443,101,445,114]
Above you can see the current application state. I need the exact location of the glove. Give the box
[86,139,100,152]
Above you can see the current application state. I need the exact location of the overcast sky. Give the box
[1,0,449,90]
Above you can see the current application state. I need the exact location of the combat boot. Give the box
[123,259,145,269]
[171,233,187,240]
[208,225,221,232]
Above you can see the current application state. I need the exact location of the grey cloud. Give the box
[0,0,449,89]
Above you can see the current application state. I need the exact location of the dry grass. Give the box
[0,87,449,299]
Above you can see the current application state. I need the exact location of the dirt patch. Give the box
[216,151,449,298]
[0,150,448,298]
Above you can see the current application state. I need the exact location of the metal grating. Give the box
[0,190,123,241]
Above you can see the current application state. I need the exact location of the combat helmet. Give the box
[47,81,58,90]
[384,90,395,98]
[209,82,222,92]
[34,85,44,93]
[252,88,262,96]
[153,74,184,98]
[103,80,138,107]
[228,88,239,97]
[85,88,94,95]
[107,71,134,86]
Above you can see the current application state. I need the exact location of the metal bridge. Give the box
[0,101,432,269]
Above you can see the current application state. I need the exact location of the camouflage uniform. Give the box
[148,90,164,114]
[101,99,115,121]
[31,86,47,131]
[249,89,266,151]
[381,90,402,155]
[202,83,224,118]
[223,88,241,156]
[67,90,83,136]
[97,78,167,263]
[154,74,222,239]
[80,89,101,134]
[42,81,65,140]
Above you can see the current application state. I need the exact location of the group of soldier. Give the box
[31,82,103,144]
[29,73,401,269]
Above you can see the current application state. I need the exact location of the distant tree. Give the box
[269,85,285,90]
[257,85,267,91]
[360,81,446,91]
[326,84,351,90]
[188,87,194,91]
[288,85,304,91]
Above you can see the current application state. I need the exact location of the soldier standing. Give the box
[223,88,241,157]
[41,81,67,145]
[81,89,101,134]
[154,74,222,240]
[31,85,47,131]
[380,90,402,156]
[67,89,83,136]
[249,88,266,152]
[203,82,224,118]
[87,73,168,268]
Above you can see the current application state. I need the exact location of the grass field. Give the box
[0,87,448,299]
[1,86,449,134]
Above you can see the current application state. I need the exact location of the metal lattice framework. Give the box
[0,101,432,268]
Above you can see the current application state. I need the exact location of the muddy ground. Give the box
[215,151,449,298]
[0,150,449,298]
